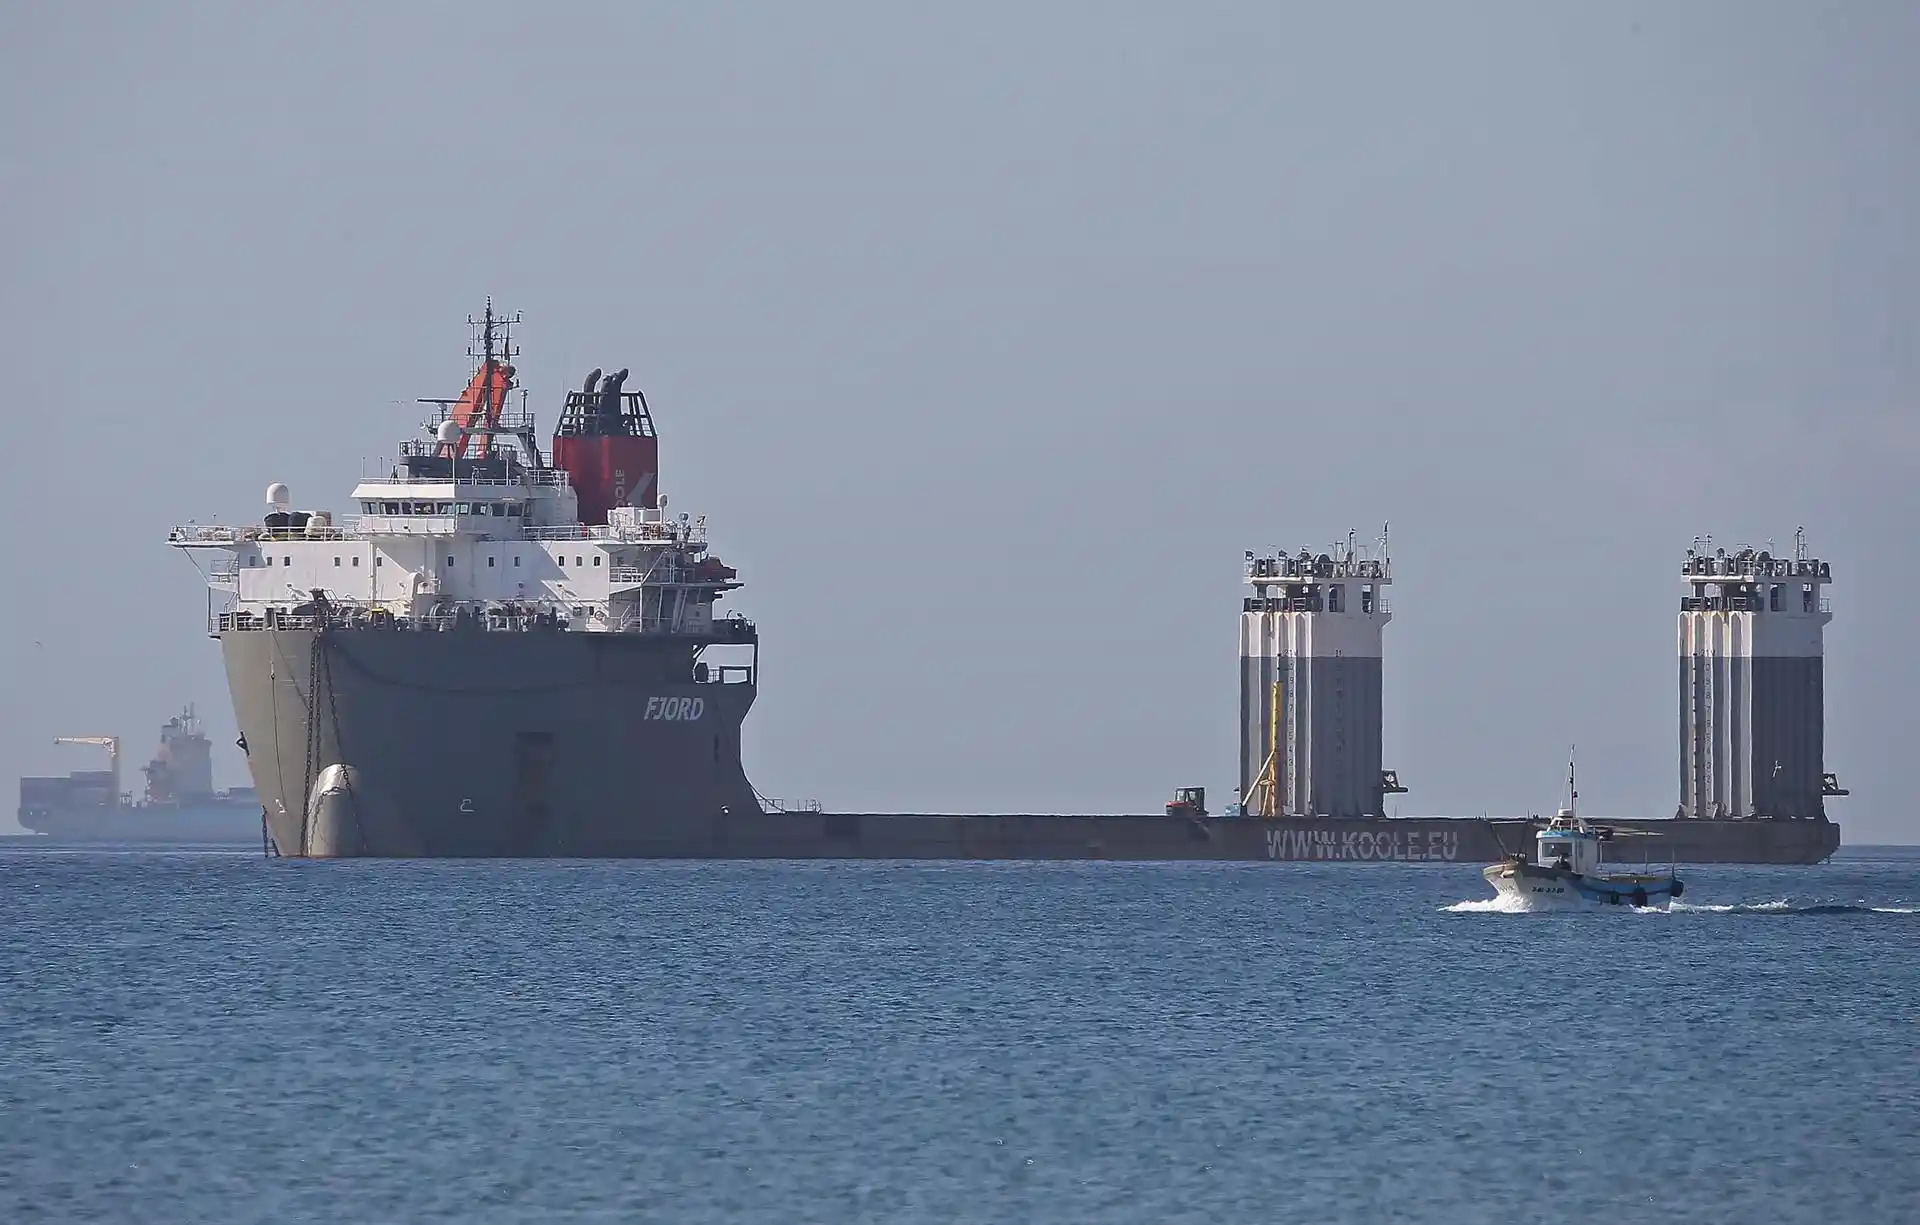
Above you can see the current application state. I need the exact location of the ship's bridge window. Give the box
[1544,842,1571,859]
[457,502,472,515]
[383,502,400,515]
[436,502,454,515]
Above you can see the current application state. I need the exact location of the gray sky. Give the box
[4,2,1916,842]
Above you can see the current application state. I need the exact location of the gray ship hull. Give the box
[224,627,1839,865]
[16,803,262,843]
[224,626,761,857]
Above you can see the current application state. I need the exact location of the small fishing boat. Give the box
[1482,756,1685,909]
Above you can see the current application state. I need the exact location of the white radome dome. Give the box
[266,483,290,508]
[436,420,464,446]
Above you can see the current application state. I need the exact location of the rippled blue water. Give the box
[2,842,1915,1223]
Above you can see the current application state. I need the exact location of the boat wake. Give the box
[1443,896,1916,916]
[1669,900,1917,917]
[1442,895,1534,914]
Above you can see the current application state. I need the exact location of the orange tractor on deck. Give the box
[1165,787,1208,819]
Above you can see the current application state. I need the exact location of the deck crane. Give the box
[52,736,121,809]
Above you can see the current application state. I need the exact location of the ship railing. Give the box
[1246,558,1391,582]
[1679,595,1832,614]
[419,404,540,433]
[387,470,571,489]
[350,515,461,535]
[601,609,757,640]
[605,564,728,585]
[344,515,578,540]
[170,524,251,545]
[759,797,825,815]
[398,428,556,462]
[698,664,755,685]
[1241,595,1390,614]
[216,611,327,632]
[213,604,759,640]
[214,608,565,635]
[172,523,362,545]
[523,520,706,545]
[1682,557,1832,581]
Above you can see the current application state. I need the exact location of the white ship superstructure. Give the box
[168,306,747,644]
[174,476,737,638]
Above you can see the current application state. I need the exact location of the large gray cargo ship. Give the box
[17,706,260,842]
[167,307,1844,864]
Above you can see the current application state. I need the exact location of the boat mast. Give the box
[1566,746,1577,817]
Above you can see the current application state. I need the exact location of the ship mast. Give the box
[436,299,522,462]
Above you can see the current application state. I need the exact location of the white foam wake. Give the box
[1670,899,1918,916]
[1443,896,1917,917]
[1441,894,1532,914]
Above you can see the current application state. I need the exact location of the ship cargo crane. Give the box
[441,300,520,462]
[52,736,120,809]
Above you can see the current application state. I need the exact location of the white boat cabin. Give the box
[1534,810,1605,874]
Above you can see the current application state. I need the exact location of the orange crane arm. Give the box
[445,361,515,460]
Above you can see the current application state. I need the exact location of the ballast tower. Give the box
[1238,532,1404,818]
[1678,531,1847,820]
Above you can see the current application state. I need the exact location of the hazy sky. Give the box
[4,2,1916,842]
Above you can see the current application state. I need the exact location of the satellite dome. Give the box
[266,483,290,508]
[436,420,464,447]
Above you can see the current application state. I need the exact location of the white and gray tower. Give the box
[1238,534,1404,818]
[1678,531,1847,820]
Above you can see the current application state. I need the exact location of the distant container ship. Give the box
[165,306,1843,864]
[16,706,260,842]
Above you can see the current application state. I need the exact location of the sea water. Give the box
[2,842,1915,1223]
